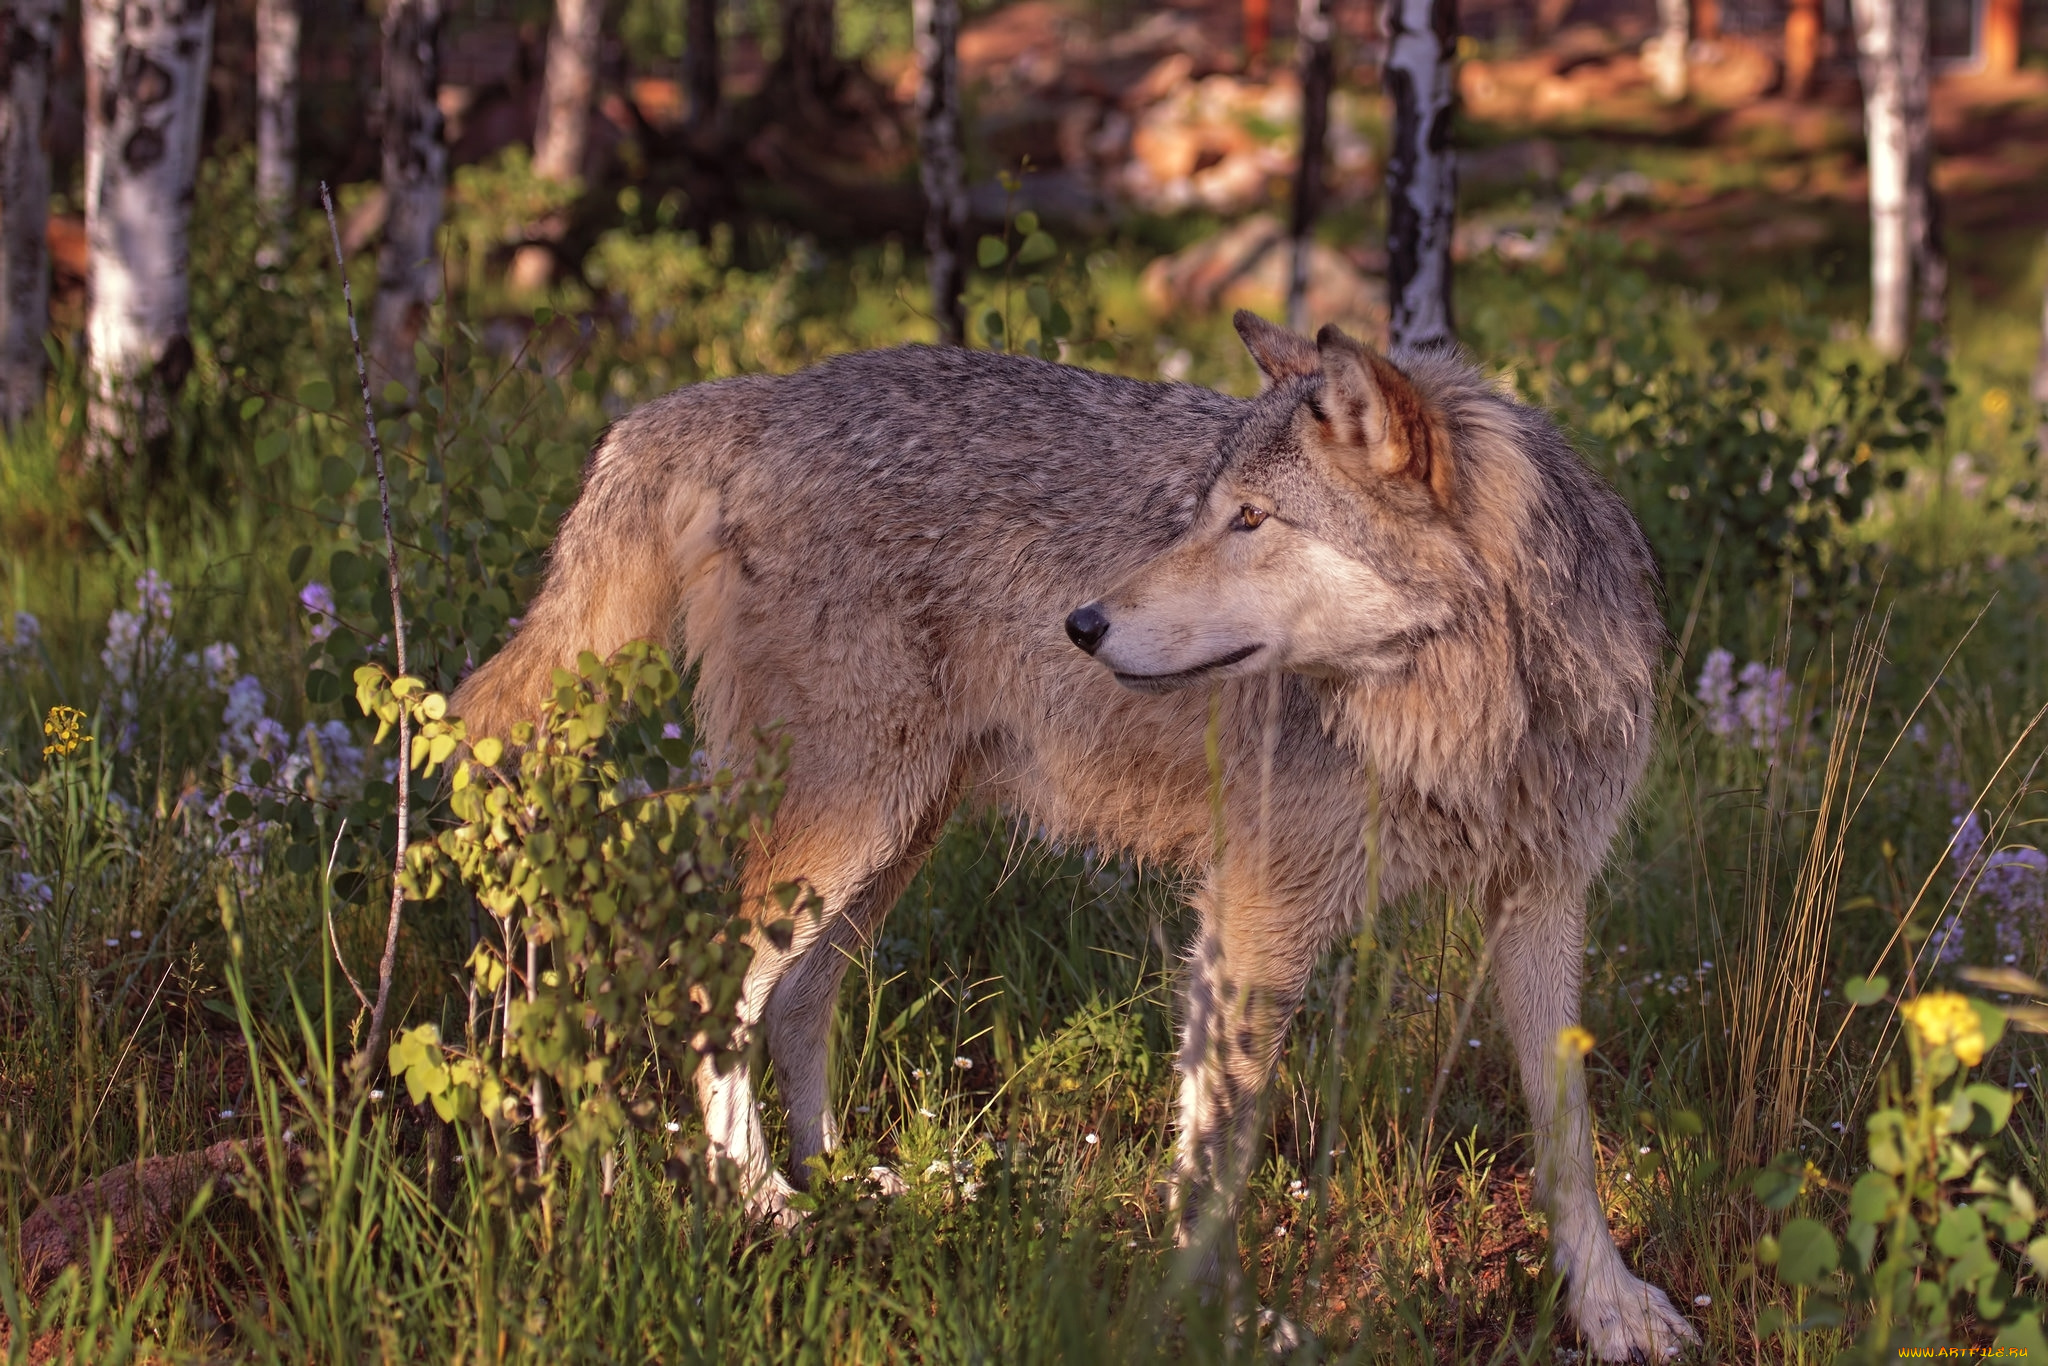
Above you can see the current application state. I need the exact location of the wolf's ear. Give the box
[1234,310,1320,387]
[1310,326,1453,508]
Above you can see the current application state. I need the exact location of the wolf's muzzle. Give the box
[1065,604,1110,654]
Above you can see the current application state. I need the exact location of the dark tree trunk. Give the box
[0,0,60,425]
[372,0,445,397]
[1384,0,1457,352]
[1285,0,1332,334]
[2034,236,2048,458]
[779,0,838,116]
[913,0,965,345]
[686,0,720,130]
[1898,0,1944,341]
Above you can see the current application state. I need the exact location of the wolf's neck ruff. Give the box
[450,315,1690,1360]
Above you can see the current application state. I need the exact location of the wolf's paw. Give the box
[745,1170,805,1232]
[1572,1273,1698,1362]
[866,1165,910,1196]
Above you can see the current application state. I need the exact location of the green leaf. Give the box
[1752,1159,1806,1211]
[1014,210,1039,236]
[1964,1082,2016,1134]
[1934,1203,1985,1258]
[1848,1171,1894,1224]
[1668,1108,1704,1137]
[330,550,365,592]
[1996,1314,2048,1360]
[1970,997,2009,1057]
[1016,230,1057,266]
[239,395,265,420]
[298,377,335,412]
[287,544,312,583]
[533,305,555,327]
[383,380,410,406]
[225,791,255,821]
[320,454,356,498]
[1026,283,1053,324]
[982,309,1005,340]
[1775,1218,1840,1287]
[1842,974,1889,1006]
[976,235,1009,269]
[306,669,345,705]
[254,431,290,466]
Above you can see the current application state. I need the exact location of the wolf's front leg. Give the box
[1489,903,1697,1361]
[1170,913,1312,1287]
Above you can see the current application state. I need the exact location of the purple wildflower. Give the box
[299,582,338,643]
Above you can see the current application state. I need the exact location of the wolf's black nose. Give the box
[1065,604,1110,654]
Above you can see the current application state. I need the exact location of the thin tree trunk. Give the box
[1384,0,1457,353]
[531,0,602,183]
[913,0,965,345]
[1898,0,1944,340]
[0,0,61,426]
[372,0,445,398]
[83,0,215,466]
[686,0,720,130]
[1852,0,1910,358]
[2034,236,2048,459]
[1648,0,1689,102]
[511,0,603,291]
[1694,0,1720,40]
[255,0,299,275]
[1785,0,1822,98]
[1983,0,2021,75]
[1243,0,1270,74]
[779,0,837,117]
[1286,0,1332,335]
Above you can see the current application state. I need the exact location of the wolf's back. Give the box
[450,348,1242,740]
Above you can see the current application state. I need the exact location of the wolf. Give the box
[450,314,1696,1359]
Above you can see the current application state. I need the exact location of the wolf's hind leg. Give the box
[765,827,945,1186]
[1488,894,1697,1361]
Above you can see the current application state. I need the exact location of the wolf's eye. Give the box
[1235,505,1268,529]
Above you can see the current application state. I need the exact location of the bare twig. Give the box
[321,818,369,1012]
[321,182,412,1079]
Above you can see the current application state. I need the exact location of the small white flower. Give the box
[665,1121,681,1133]
[953,1055,972,1069]
[912,1068,925,1080]
[129,929,142,939]
[105,938,119,947]
[1831,1121,1844,1131]
[1621,1173,1632,1182]
[1617,944,1628,954]
[1125,1239,1137,1249]
[1274,1225,1289,1237]
[282,1129,295,1144]
[1467,1038,1481,1048]
[220,1108,235,1118]
[1083,1131,1100,1145]
[1693,1294,1711,1307]
[855,1105,870,1114]
[919,1107,936,1119]
[369,1089,385,1101]
[1638,1145,1650,1154]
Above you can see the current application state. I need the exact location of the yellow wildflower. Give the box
[1901,991,1986,1066]
[1555,1025,1595,1060]
[1982,388,2011,419]
[41,706,92,761]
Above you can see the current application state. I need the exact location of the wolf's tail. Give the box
[449,422,721,741]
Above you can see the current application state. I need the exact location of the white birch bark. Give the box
[913,0,965,344]
[1384,0,1457,353]
[83,0,215,463]
[255,0,299,272]
[0,0,61,425]
[1852,0,1911,357]
[532,0,602,184]
[1286,0,1332,334]
[372,0,445,397]
[1647,0,1689,101]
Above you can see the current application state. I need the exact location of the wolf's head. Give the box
[1067,313,1479,693]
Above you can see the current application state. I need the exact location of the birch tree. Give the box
[373,0,445,397]
[255,0,299,273]
[1851,0,1910,356]
[1383,0,1457,353]
[686,0,719,131]
[1285,0,1332,334]
[913,0,965,345]
[0,0,61,425]
[1647,0,1689,102]
[511,0,603,291]
[1851,0,1940,357]
[83,0,216,463]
